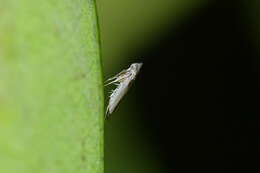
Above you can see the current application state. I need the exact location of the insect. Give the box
[105,63,143,117]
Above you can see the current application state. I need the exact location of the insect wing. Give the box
[106,79,131,115]
[105,62,143,117]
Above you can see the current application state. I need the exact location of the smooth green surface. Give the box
[0,0,104,172]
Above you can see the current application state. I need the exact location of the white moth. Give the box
[105,63,143,117]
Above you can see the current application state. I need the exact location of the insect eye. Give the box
[132,64,138,69]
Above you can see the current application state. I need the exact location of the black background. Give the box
[135,1,260,172]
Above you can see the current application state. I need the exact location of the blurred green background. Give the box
[96,0,207,172]
[96,0,260,173]
[97,0,208,70]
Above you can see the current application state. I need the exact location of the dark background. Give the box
[104,1,260,172]
[137,1,259,172]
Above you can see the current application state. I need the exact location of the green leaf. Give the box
[0,0,104,172]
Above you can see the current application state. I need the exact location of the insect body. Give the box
[105,63,143,117]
